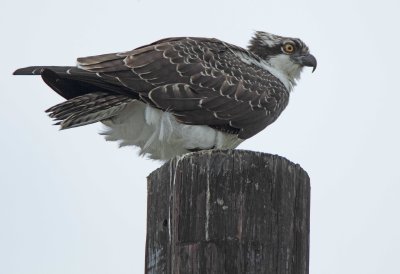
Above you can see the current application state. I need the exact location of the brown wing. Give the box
[75,37,289,139]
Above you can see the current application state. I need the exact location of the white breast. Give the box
[101,101,243,160]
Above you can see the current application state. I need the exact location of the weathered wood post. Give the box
[145,149,310,274]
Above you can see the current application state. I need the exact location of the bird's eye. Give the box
[283,43,295,54]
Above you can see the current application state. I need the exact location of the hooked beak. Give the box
[295,53,317,72]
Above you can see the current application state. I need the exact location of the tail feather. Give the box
[14,66,103,99]
[14,65,140,129]
[46,92,120,118]
[13,66,136,100]
[13,66,75,76]
[47,92,136,129]
[59,103,129,129]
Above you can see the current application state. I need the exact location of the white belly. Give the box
[101,101,243,160]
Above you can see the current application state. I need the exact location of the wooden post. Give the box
[145,149,310,274]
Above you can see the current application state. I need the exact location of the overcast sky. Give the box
[1,0,399,273]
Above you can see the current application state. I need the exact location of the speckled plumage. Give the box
[13,31,316,160]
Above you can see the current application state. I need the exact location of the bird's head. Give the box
[248,31,317,85]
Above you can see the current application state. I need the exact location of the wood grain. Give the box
[145,149,310,274]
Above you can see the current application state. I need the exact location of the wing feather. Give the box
[15,37,290,138]
[78,38,289,138]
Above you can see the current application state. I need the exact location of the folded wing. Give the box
[14,37,289,139]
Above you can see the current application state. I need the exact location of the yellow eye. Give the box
[283,43,295,54]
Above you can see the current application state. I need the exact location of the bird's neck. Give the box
[233,50,298,92]
[267,55,303,91]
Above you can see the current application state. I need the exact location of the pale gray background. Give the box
[1,0,399,273]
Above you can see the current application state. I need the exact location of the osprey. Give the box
[14,31,316,160]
